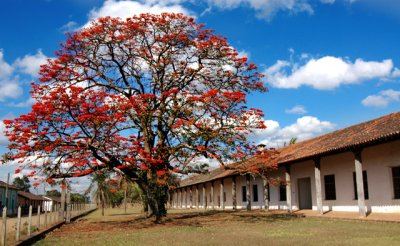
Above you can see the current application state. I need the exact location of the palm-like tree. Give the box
[85,171,113,216]
[284,137,298,147]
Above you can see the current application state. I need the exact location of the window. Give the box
[324,174,336,200]
[209,194,212,203]
[223,192,226,202]
[393,167,400,199]
[253,185,258,202]
[353,171,369,200]
[279,185,287,201]
[242,186,247,202]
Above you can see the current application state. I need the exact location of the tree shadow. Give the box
[86,210,304,230]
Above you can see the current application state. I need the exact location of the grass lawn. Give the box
[35,208,400,246]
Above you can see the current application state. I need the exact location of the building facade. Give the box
[173,112,400,216]
[0,181,19,215]
[17,191,47,214]
[42,196,61,212]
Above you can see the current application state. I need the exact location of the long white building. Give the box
[172,112,400,217]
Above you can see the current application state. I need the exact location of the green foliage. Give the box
[284,137,298,147]
[13,175,31,191]
[46,189,61,197]
[71,193,89,203]
[86,171,144,214]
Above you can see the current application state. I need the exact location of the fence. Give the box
[0,203,96,246]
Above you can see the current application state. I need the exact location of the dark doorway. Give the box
[298,177,312,209]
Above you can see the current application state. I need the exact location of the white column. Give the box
[220,179,225,210]
[314,158,323,214]
[232,176,237,210]
[211,181,214,209]
[263,178,269,211]
[354,150,367,217]
[196,185,199,209]
[285,165,292,213]
[202,184,206,209]
[246,174,251,211]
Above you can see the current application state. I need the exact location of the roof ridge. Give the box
[179,111,400,187]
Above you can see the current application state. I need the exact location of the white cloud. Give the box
[0,80,23,101]
[238,49,251,60]
[14,50,49,77]
[362,89,400,108]
[205,0,313,20]
[86,0,318,23]
[251,116,335,148]
[0,50,13,79]
[285,105,307,114]
[392,68,400,78]
[320,0,335,4]
[0,50,31,101]
[59,21,79,32]
[349,0,400,15]
[265,55,395,90]
[87,0,192,25]
[0,121,8,146]
[8,97,36,108]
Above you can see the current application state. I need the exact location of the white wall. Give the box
[173,140,400,213]
[286,139,400,213]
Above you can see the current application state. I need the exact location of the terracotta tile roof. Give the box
[276,111,400,164]
[179,111,400,188]
[179,169,237,187]
[0,181,19,190]
[18,191,46,201]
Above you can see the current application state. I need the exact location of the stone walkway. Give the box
[292,209,400,222]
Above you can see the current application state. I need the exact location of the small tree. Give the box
[85,171,111,216]
[46,189,61,197]
[4,13,268,221]
[71,193,89,203]
[13,175,31,192]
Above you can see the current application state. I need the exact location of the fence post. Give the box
[66,189,71,223]
[1,207,6,246]
[16,206,21,242]
[28,205,32,237]
[44,208,48,227]
[50,203,57,224]
[37,205,41,230]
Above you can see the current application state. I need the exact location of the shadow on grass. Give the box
[232,212,304,223]
[86,210,304,231]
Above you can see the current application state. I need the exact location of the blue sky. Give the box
[0,0,399,189]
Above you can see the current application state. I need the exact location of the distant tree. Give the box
[85,171,114,216]
[284,137,298,147]
[71,193,89,203]
[46,189,61,197]
[13,175,31,191]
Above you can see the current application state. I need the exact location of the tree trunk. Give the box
[101,189,105,216]
[138,181,168,223]
[124,181,127,214]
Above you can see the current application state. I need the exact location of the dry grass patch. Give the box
[34,208,400,246]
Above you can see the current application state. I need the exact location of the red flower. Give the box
[156,170,166,176]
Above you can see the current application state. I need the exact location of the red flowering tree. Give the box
[4,13,267,221]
